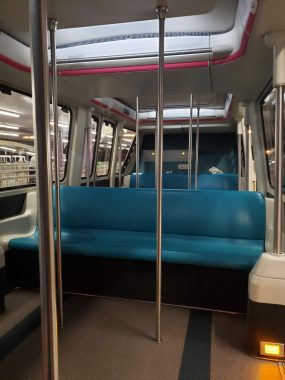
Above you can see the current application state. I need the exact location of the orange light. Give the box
[260,342,284,357]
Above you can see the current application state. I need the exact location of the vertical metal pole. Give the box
[86,113,92,187]
[245,124,250,191]
[136,96,140,188]
[48,18,63,329]
[188,94,193,189]
[237,131,242,190]
[30,0,59,379]
[118,133,123,187]
[194,106,200,190]
[155,5,167,344]
[273,85,284,255]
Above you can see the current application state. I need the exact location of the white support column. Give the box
[265,31,285,255]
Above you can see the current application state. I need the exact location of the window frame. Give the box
[81,114,99,180]
[0,83,73,191]
[260,86,276,189]
[95,119,115,178]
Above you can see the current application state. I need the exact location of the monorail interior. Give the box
[0,0,285,379]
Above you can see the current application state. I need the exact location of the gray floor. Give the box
[0,289,40,338]
[0,294,283,380]
[211,313,281,380]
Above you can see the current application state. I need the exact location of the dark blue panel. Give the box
[130,173,238,190]
[140,132,237,174]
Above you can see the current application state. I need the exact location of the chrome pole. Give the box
[194,106,200,190]
[188,94,193,189]
[245,124,250,191]
[30,0,59,379]
[118,132,123,187]
[48,18,63,329]
[136,96,140,188]
[273,85,284,255]
[237,131,242,190]
[155,5,167,344]
[86,113,92,187]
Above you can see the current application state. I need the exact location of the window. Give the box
[81,115,99,178]
[0,87,71,190]
[116,128,135,173]
[50,106,72,181]
[96,121,114,177]
[261,88,285,188]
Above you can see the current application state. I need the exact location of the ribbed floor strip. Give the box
[178,310,212,380]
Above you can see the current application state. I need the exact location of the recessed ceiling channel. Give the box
[0,0,258,75]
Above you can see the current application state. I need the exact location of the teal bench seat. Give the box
[8,187,265,272]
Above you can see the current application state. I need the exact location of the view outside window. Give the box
[262,88,285,187]
[81,116,98,178]
[0,89,71,189]
[116,129,135,173]
[96,121,114,177]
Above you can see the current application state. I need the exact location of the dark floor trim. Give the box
[0,306,41,361]
[179,310,212,380]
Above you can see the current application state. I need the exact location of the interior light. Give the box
[260,342,284,357]
[152,152,155,156]
[182,151,186,155]
[0,124,20,130]
[0,146,17,152]
[0,109,20,118]
[0,131,19,137]
[26,151,35,156]
[50,121,69,128]
[91,131,96,135]
[122,138,133,143]
[265,149,272,154]
[23,136,35,140]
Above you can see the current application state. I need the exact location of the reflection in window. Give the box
[0,89,71,189]
[116,129,135,173]
[96,121,114,177]
[81,116,98,178]
[262,88,285,187]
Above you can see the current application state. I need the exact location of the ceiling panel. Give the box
[0,0,216,34]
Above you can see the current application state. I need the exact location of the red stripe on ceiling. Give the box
[0,3,258,76]
[0,54,31,73]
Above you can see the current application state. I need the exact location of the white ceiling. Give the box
[0,0,216,36]
[0,0,284,122]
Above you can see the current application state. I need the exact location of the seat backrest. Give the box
[59,187,265,240]
[129,173,238,190]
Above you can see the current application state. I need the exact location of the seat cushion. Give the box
[9,228,264,272]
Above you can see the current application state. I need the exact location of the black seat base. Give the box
[5,251,248,313]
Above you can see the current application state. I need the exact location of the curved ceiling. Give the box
[0,0,284,122]
[0,0,216,37]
